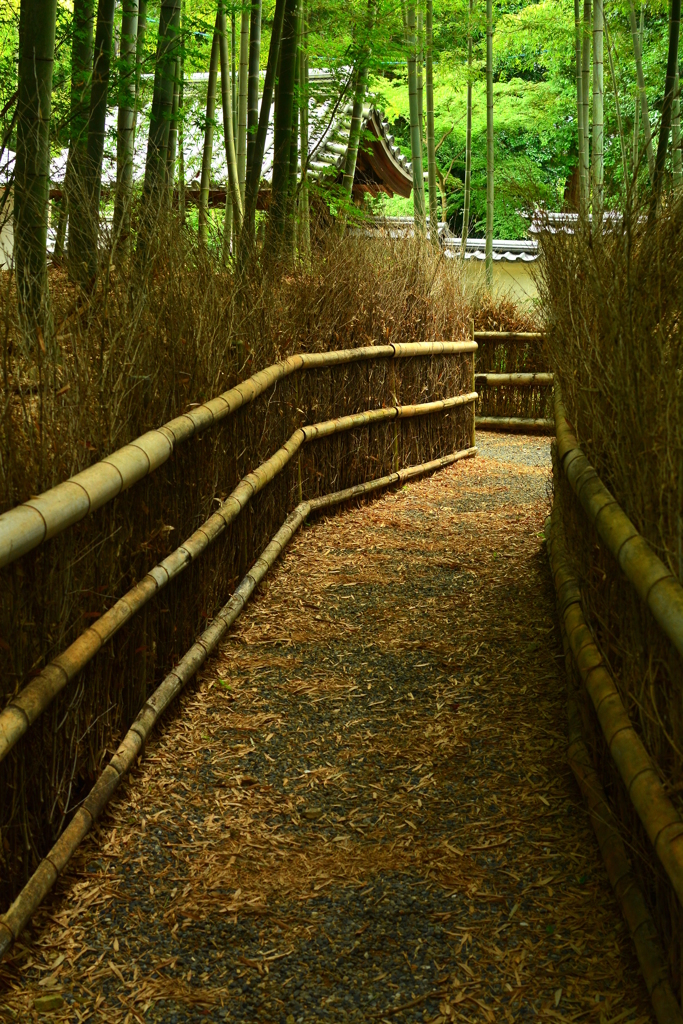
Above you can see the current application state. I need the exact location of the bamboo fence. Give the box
[0,445,476,960]
[0,341,474,569]
[473,329,553,430]
[550,386,683,1018]
[0,343,475,901]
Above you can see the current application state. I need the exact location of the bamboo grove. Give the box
[4,0,683,347]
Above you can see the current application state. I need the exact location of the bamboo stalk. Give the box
[604,15,628,191]
[473,330,543,342]
[475,372,553,386]
[551,547,683,1024]
[475,415,554,433]
[0,341,476,568]
[461,0,473,254]
[628,0,655,183]
[554,387,683,660]
[198,17,220,247]
[582,0,591,207]
[237,4,250,203]
[485,0,493,286]
[0,389,477,761]
[218,1,242,231]
[592,0,604,225]
[546,505,683,912]
[0,444,477,961]
[574,0,586,210]
[425,0,438,241]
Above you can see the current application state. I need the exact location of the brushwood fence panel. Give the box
[0,345,474,900]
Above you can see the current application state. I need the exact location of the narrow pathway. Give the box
[1,436,652,1024]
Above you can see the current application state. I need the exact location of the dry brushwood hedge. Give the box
[539,207,683,1004]
[0,232,524,900]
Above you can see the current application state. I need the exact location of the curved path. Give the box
[0,435,652,1023]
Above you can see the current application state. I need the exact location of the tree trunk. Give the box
[628,0,654,182]
[573,0,585,211]
[341,0,376,197]
[425,0,437,241]
[485,0,493,287]
[53,0,95,262]
[218,2,242,231]
[242,0,286,248]
[139,0,181,254]
[582,0,591,204]
[199,19,220,248]
[14,0,58,342]
[69,0,116,282]
[592,0,603,225]
[673,67,682,185]
[247,0,262,181]
[652,0,681,212]
[461,0,472,255]
[406,5,425,231]
[299,0,310,256]
[270,0,299,246]
[237,7,250,204]
[287,7,300,243]
[113,0,139,254]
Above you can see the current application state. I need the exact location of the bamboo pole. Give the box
[546,505,683,913]
[475,415,554,434]
[475,372,553,386]
[237,4,250,204]
[574,0,586,210]
[0,389,477,761]
[582,0,591,207]
[406,4,426,231]
[604,15,628,190]
[246,0,262,182]
[199,18,220,247]
[218,1,242,232]
[554,387,683,659]
[0,444,476,962]
[651,0,681,215]
[552,557,683,1024]
[628,0,655,183]
[473,330,543,342]
[0,341,476,568]
[461,0,473,255]
[485,0,494,286]
[113,0,139,252]
[592,0,604,225]
[673,68,682,187]
[425,0,438,241]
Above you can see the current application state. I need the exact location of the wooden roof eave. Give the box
[362,110,413,199]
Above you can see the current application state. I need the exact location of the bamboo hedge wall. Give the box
[539,206,683,1004]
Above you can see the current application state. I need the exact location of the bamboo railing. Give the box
[550,386,683,1023]
[473,329,553,432]
[0,446,476,961]
[0,341,475,569]
[0,392,476,766]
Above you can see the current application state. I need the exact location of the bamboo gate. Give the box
[0,341,477,958]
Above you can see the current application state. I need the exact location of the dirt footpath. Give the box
[0,434,653,1024]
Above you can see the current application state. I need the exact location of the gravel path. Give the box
[0,434,653,1024]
